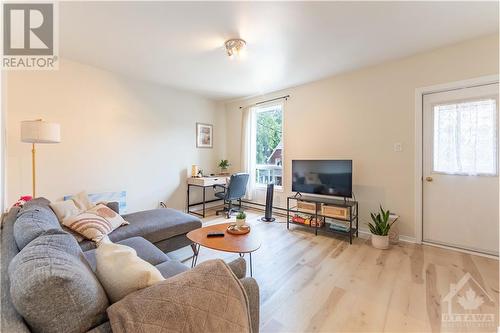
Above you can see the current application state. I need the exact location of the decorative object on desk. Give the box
[368,205,395,250]
[218,159,230,175]
[227,223,250,235]
[191,165,199,177]
[21,119,61,197]
[196,122,213,148]
[388,214,400,244]
[235,211,246,227]
[197,169,204,177]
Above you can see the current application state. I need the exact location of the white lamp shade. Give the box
[21,120,61,144]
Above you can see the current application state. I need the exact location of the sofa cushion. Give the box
[155,260,190,279]
[13,199,62,250]
[17,197,52,215]
[49,199,81,222]
[84,236,170,272]
[1,207,30,333]
[62,204,129,242]
[8,229,109,333]
[114,208,202,244]
[79,208,202,251]
[95,240,165,303]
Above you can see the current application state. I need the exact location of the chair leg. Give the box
[216,200,227,216]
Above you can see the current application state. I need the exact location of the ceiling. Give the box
[60,1,499,101]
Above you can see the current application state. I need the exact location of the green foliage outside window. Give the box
[256,108,282,164]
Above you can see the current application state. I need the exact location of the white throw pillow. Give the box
[49,200,81,222]
[71,191,95,211]
[95,240,165,302]
[62,204,128,242]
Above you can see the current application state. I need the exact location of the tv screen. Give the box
[292,160,352,198]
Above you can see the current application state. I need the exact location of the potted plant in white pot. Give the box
[236,211,246,227]
[218,159,230,175]
[368,205,395,250]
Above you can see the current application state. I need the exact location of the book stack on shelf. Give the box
[325,218,350,232]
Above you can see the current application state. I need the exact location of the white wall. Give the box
[5,59,226,212]
[224,34,499,239]
[1,70,5,213]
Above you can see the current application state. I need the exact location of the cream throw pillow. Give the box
[62,204,129,242]
[50,200,81,222]
[95,239,165,302]
[71,191,95,211]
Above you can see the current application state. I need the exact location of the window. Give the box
[433,99,498,176]
[254,103,283,186]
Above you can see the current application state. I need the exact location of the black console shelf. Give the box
[286,195,359,244]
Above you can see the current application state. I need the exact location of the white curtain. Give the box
[241,106,256,199]
[433,99,498,176]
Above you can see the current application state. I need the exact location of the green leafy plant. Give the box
[218,159,230,170]
[236,211,246,219]
[368,205,394,236]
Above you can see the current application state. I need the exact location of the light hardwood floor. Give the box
[187,208,499,333]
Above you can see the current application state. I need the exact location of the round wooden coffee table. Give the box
[187,222,261,276]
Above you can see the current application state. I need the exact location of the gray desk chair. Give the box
[215,173,250,218]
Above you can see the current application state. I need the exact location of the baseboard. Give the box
[422,241,499,260]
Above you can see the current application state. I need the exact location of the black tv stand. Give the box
[286,195,359,244]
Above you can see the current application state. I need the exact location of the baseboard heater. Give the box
[239,199,288,216]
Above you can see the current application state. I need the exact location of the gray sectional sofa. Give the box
[1,198,260,333]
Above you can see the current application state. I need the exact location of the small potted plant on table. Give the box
[218,159,230,175]
[368,205,395,250]
[236,211,246,227]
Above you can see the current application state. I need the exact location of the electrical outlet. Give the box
[393,143,403,152]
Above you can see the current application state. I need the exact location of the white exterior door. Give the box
[422,83,499,256]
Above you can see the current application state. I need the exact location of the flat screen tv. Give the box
[292,160,352,198]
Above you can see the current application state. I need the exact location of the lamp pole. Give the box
[20,120,61,198]
[32,143,36,197]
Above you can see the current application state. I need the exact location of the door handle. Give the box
[425,176,433,182]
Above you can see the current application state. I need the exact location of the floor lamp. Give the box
[21,120,61,198]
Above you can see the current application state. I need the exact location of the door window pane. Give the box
[433,99,498,175]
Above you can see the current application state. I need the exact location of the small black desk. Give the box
[186,177,227,218]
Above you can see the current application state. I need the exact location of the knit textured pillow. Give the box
[62,204,129,241]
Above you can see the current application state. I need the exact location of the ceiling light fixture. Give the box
[225,38,246,58]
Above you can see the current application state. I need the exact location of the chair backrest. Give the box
[226,173,250,200]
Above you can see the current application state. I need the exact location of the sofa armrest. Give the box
[241,277,260,333]
[227,257,247,279]
[107,260,257,332]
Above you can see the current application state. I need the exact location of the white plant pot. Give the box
[236,218,246,227]
[371,234,389,249]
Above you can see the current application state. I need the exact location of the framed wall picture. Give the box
[196,123,213,148]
